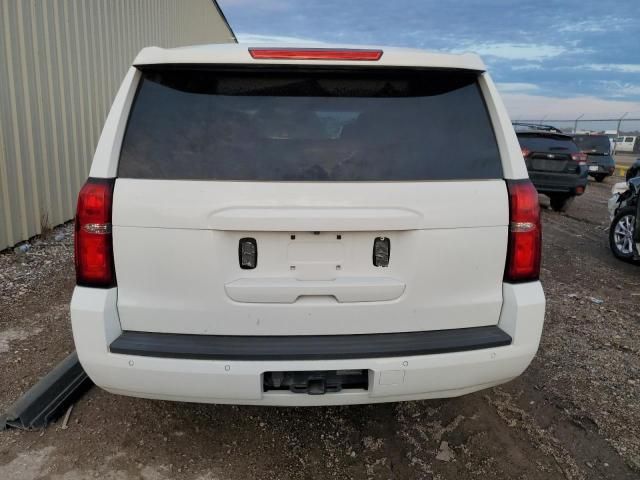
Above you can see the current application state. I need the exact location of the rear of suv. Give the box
[71,45,545,406]
[514,123,588,212]
[572,134,616,182]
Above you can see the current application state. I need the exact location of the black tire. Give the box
[609,206,639,264]
[549,194,574,212]
[594,174,606,183]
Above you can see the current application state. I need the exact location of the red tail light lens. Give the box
[521,147,531,158]
[75,178,116,287]
[571,151,587,165]
[504,179,541,282]
[248,48,383,61]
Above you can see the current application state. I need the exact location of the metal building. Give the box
[0,0,235,250]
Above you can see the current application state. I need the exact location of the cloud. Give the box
[556,20,607,33]
[598,81,640,98]
[496,83,540,93]
[218,0,292,12]
[501,92,640,119]
[453,43,567,61]
[236,33,324,44]
[511,64,543,71]
[579,64,640,73]
[556,17,633,33]
[218,0,640,105]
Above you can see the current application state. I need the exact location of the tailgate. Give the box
[113,180,508,335]
[111,64,509,336]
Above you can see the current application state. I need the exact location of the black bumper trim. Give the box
[109,326,512,361]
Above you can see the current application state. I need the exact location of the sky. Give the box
[218,0,640,123]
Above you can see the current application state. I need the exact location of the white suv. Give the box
[71,44,545,406]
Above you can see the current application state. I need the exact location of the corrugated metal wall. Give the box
[0,0,235,250]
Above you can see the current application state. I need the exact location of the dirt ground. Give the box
[1,177,639,480]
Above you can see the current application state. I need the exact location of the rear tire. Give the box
[549,194,574,212]
[594,174,606,183]
[609,206,639,264]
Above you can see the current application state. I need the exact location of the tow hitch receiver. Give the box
[264,370,368,394]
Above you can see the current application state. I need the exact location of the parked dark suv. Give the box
[572,134,615,182]
[514,123,588,211]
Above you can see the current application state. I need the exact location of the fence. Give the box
[514,115,640,136]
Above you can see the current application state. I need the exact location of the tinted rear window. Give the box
[572,135,610,153]
[517,133,579,153]
[119,67,502,181]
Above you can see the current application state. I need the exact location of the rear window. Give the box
[572,135,610,153]
[517,133,579,153]
[118,67,502,181]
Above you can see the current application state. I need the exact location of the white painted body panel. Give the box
[113,180,508,231]
[224,277,406,303]
[71,282,545,405]
[478,74,529,179]
[112,180,508,335]
[89,68,140,178]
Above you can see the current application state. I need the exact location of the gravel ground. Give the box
[1,177,639,480]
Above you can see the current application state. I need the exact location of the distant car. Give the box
[572,134,615,182]
[514,123,588,211]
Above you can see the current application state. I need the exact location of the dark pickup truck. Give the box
[514,123,588,212]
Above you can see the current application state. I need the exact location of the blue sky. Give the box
[218,0,640,121]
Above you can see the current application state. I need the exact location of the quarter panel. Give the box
[479,73,529,180]
[89,67,140,178]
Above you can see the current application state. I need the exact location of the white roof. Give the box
[133,43,486,71]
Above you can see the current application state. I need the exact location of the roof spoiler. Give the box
[512,122,564,134]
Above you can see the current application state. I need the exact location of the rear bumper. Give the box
[586,155,615,176]
[110,326,512,360]
[529,170,588,195]
[588,167,615,177]
[71,283,545,406]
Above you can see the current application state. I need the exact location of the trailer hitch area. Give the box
[294,378,329,395]
[263,370,368,395]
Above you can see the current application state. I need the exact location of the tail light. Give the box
[248,48,383,61]
[74,178,116,287]
[571,152,587,165]
[520,147,531,158]
[504,179,541,282]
